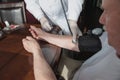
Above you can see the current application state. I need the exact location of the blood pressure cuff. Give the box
[78,34,102,53]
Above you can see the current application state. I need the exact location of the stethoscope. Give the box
[60,0,78,44]
[60,0,104,42]
[60,0,73,35]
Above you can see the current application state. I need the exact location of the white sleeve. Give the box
[67,0,84,21]
[24,0,44,20]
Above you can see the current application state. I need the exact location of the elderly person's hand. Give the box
[22,36,42,55]
[68,20,82,43]
[39,16,53,31]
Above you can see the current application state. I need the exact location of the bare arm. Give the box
[33,50,56,80]
[29,25,80,52]
[40,32,80,52]
[22,36,56,80]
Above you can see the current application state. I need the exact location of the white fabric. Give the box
[73,32,120,80]
[24,0,84,34]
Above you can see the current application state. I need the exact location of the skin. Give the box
[29,25,80,52]
[22,0,120,80]
[22,36,57,80]
[99,0,120,57]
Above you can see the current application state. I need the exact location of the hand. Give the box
[68,20,82,43]
[22,36,42,54]
[39,16,52,31]
[29,25,46,40]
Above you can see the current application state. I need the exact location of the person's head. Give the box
[99,0,120,57]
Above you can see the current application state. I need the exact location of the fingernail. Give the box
[72,39,77,44]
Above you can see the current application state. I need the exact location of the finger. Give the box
[30,25,41,34]
[73,35,77,41]
[22,38,29,47]
[30,25,38,31]
[72,33,77,44]
[72,38,77,44]
[29,26,38,34]
[47,24,52,30]
[43,27,51,31]
[30,29,38,38]
[42,27,50,31]
[22,38,27,42]
[78,29,83,36]
[22,36,31,42]
[29,26,39,38]
[31,31,37,38]
[43,22,52,31]
[26,36,34,40]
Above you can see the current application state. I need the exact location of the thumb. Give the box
[46,22,53,30]
[30,25,38,32]
[43,22,53,31]
[72,33,77,44]
[77,29,83,36]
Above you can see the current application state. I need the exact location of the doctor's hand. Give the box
[68,20,82,43]
[39,16,52,31]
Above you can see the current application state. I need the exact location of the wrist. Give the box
[32,48,42,56]
[35,30,49,41]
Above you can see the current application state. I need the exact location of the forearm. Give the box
[33,50,56,80]
[40,33,79,52]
